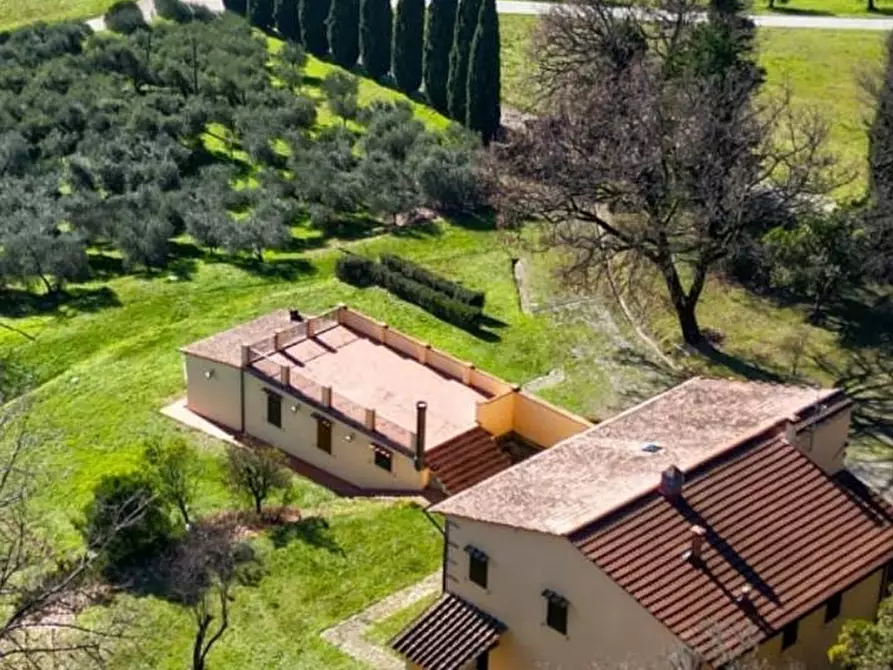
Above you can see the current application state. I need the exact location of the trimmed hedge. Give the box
[104,1,148,34]
[377,265,482,330]
[156,0,215,22]
[380,253,484,307]
[335,254,377,286]
[335,254,482,330]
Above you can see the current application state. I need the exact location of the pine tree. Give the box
[300,0,330,56]
[275,0,301,41]
[248,0,275,29]
[423,0,457,115]
[466,0,499,143]
[447,0,480,121]
[327,0,360,68]
[393,0,424,94]
[360,0,391,79]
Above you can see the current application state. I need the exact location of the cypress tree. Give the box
[466,0,499,143]
[327,0,360,68]
[393,0,424,94]
[447,0,480,121]
[423,0,457,115]
[275,0,301,41]
[360,0,391,79]
[300,0,330,56]
[248,0,276,29]
[223,0,248,14]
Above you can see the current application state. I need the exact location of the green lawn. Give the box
[753,0,893,16]
[500,16,885,196]
[0,0,113,30]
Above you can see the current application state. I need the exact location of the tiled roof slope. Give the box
[390,592,506,670]
[427,427,513,494]
[431,378,843,534]
[569,434,893,664]
[180,310,292,367]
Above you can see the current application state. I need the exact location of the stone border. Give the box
[320,572,442,669]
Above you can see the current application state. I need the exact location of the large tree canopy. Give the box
[496,0,838,346]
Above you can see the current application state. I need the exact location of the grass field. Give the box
[500,17,886,196]
[753,0,893,16]
[0,0,114,30]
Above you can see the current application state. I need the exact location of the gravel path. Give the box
[320,572,442,669]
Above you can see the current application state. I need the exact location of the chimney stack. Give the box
[659,465,685,499]
[736,584,753,605]
[683,525,706,563]
[414,401,428,471]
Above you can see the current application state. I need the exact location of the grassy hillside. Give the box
[0,0,114,29]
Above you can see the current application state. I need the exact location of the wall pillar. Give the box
[365,407,376,431]
[321,385,332,408]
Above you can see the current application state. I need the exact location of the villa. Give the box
[178,304,590,496]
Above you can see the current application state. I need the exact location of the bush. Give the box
[376,264,482,329]
[380,253,484,307]
[157,0,217,22]
[415,143,486,213]
[335,254,378,286]
[80,473,175,574]
[104,1,148,34]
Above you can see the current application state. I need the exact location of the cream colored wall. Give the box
[445,516,681,670]
[794,404,852,475]
[477,393,516,437]
[184,355,243,431]
[242,373,426,491]
[757,569,882,670]
[513,393,591,448]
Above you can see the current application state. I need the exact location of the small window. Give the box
[543,590,568,635]
[373,446,392,471]
[467,547,488,589]
[315,415,332,453]
[475,651,489,670]
[781,620,798,650]
[825,593,842,623]
[266,390,282,428]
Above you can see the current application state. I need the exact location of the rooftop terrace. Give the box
[182,306,513,453]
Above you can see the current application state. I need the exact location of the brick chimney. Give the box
[414,401,427,471]
[659,465,685,499]
[683,524,706,563]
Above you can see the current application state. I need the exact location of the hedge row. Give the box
[335,255,482,330]
[380,253,484,307]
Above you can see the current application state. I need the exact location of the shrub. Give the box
[414,143,486,213]
[376,264,482,329]
[380,253,484,307]
[80,473,175,574]
[335,254,378,286]
[104,1,148,34]
[156,0,192,21]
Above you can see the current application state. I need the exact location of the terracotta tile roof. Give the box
[427,427,513,494]
[180,310,292,367]
[431,378,843,534]
[569,434,893,664]
[390,592,506,670]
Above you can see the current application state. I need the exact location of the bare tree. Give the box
[169,523,261,670]
[495,0,840,347]
[0,408,148,669]
[224,445,292,517]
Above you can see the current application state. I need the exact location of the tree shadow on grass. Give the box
[448,210,498,232]
[693,341,786,383]
[391,220,443,239]
[268,516,345,555]
[0,286,121,319]
[822,287,893,351]
[765,6,835,15]
[219,256,318,281]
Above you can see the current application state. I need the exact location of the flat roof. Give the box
[431,377,843,534]
[254,324,488,449]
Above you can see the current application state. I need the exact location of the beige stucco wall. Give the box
[444,516,681,670]
[242,373,427,491]
[477,393,515,437]
[793,404,852,475]
[184,355,243,431]
[757,569,883,670]
[513,393,591,448]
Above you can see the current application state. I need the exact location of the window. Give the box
[475,651,489,670]
[373,446,392,471]
[266,390,282,427]
[466,546,488,589]
[825,593,842,623]
[543,589,568,635]
[315,415,332,453]
[781,620,798,650]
